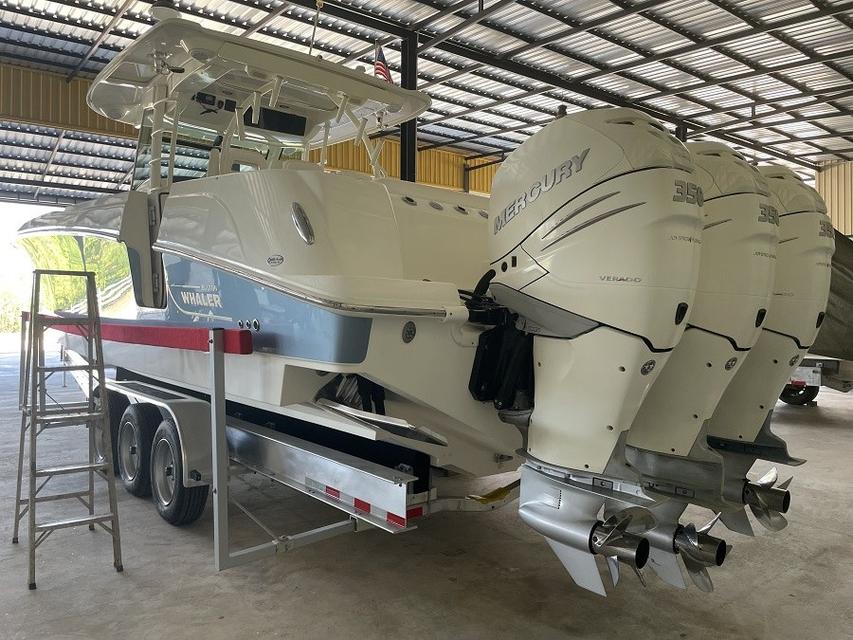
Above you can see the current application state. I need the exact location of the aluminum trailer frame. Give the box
[62,325,519,571]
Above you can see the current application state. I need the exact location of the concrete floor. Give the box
[1,339,852,640]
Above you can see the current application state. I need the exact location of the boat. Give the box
[18,15,833,596]
[811,230,853,361]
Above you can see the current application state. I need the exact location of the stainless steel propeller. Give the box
[720,507,754,536]
[743,467,793,532]
[593,507,656,588]
[720,468,794,535]
[673,515,730,593]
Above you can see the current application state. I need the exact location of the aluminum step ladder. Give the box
[11,269,123,589]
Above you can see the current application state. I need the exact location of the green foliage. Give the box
[19,236,86,311]
[0,289,25,333]
[84,236,130,290]
[16,235,130,314]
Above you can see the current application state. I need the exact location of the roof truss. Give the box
[0,0,849,200]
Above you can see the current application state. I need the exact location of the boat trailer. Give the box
[62,324,518,571]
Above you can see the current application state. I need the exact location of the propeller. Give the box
[758,466,778,486]
[592,507,656,588]
[743,467,793,532]
[698,512,721,535]
[673,515,730,593]
[720,507,754,536]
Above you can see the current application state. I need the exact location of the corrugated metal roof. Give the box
[0,118,214,203]
[0,0,848,201]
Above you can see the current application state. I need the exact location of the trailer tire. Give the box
[150,418,209,526]
[779,385,820,406]
[117,404,160,497]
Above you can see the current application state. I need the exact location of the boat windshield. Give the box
[130,107,314,190]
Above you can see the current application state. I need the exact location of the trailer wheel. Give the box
[779,385,820,406]
[150,418,209,525]
[117,404,160,497]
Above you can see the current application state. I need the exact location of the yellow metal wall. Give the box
[0,64,135,138]
[817,162,853,234]
[0,62,501,194]
[309,138,499,194]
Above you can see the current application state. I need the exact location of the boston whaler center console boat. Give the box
[19,15,833,595]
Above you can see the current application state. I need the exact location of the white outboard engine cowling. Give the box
[489,108,703,474]
[626,143,779,457]
[702,168,833,535]
[707,167,834,448]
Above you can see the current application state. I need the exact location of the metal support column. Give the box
[208,328,357,571]
[400,32,418,182]
[675,122,688,142]
[209,329,230,571]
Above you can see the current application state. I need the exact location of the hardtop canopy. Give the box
[87,18,430,149]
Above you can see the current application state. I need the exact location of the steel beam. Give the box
[689,90,853,137]
[0,189,83,206]
[0,175,121,195]
[342,0,478,64]
[282,0,411,38]
[422,86,552,126]
[689,86,853,121]
[370,122,518,154]
[419,121,542,152]
[713,131,819,171]
[242,2,292,37]
[417,0,516,54]
[65,0,135,82]
[32,131,65,199]
[400,32,418,181]
[417,0,668,89]
[464,156,504,172]
[718,110,853,135]
[572,1,850,81]
[641,51,853,102]
[464,149,505,161]
[775,132,853,144]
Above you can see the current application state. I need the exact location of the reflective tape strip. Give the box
[406,506,424,519]
[307,477,411,529]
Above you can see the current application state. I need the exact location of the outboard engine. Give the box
[703,165,834,534]
[486,107,703,594]
[612,143,778,590]
[627,143,778,457]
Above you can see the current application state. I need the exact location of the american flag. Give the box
[374,45,394,84]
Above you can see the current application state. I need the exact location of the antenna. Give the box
[150,0,181,22]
